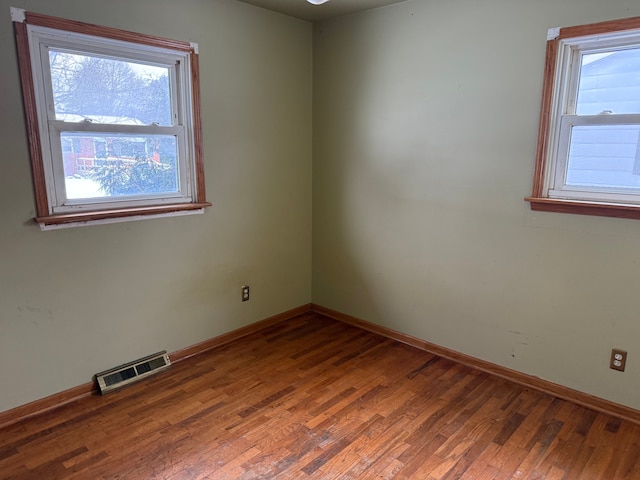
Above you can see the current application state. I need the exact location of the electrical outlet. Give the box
[241,285,250,302]
[610,349,627,372]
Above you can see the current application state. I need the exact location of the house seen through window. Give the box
[564,49,640,191]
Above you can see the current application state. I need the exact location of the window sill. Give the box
[36,202,212,229]
[525,197,640,220]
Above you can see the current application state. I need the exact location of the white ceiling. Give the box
[236,0,408,22]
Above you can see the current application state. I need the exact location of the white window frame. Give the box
[527,16,640,220]
[13,9,210,228]
[547,32,640,204]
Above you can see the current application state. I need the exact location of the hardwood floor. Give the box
[1,312,639,479]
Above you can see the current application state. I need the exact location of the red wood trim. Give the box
[36,202,212,226]
[0,382,96,430]
[311,304,640,426]
[14,21,50,217]
[171,304,313,363]
[560,15,640,39]
[526,197,640,220]
[531,39,558,198]
[0,304,312,428]
[190,50,208,204]
[23,11,192,52]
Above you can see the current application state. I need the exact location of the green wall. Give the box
[312,0,640,409]
[0,0,312,412]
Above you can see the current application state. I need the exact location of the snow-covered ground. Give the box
[65,177,104,199]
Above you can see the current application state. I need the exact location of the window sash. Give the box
[34,29,185,124]
[549,114,640,202]
[47,124,191,213]
[545,32,640,203]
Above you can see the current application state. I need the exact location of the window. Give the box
[12,9,210,228]
[527,16,640,219]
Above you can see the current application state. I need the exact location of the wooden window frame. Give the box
[526,16,640,220]
[12,9,211,228]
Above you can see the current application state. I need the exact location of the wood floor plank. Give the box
[1,313,639,479]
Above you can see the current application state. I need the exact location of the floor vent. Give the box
[95,351,171,394]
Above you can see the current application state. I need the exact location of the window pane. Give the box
[49,50,172,126]
[576,48,640,115]
[61,133,178,199]
[566,125,640,189]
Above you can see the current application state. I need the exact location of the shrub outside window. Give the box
[13,9,210,228]
[527,16,640,220]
